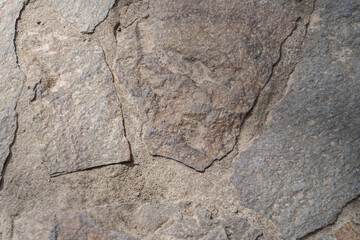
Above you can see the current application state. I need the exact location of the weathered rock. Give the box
[230,0,360,239]
[159,207,261,240]
[135,203,183,233]
[335,222,360,240]
[17,3,131,176]
[55,211,139,240]
[13,211,56,240]
[205,226,228,240]
[44,0,115,33]
[318,236,336,240]
[0,0,26,183]
[114,0,297,171]
[13,209,138,240]
[119,0,149,28]
[224,217,263,240]
[12,202,261,240]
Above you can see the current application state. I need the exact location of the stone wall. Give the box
[0,0,359,239]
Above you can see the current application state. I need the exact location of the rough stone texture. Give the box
[119,0,149,28]
[13,209,138,240]
[44,0,115,33]
[16,2,131,176]
[231,0,360,239]
[114,0,298,171]
[13,211,56,240]
[12,202,261,240]
[1,0,359,239]
[0,0,26,183]
[55,211,139,240]
[335,222,360,240]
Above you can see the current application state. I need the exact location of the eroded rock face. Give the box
[44,0,115,33]
[16,3,131,176]
[115,0,298,171]
[0,0,26,183]
[231,0,360,239]
[13,202,261,240]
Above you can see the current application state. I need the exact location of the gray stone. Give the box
[0,0,26,183]
[44,0,115,33]
[224,217,263,240]
[205,226,229,240]
[114,0,297,171]
[17,3,131,176]
[230,0,360,239]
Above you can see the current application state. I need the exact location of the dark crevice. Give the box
[84,0,120,35]
[98,43,135,164]
[50,161,139,178]
[280,0,317,99]
[114,22,121,38]
[0,116,18,192]
[13,0,29,65]
[237,0,317,146]
[152,129,240,172]
[228,16,301,151]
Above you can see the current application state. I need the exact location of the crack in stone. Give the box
[98,43,134,164]
[281,0,317,99]
[237,15,302,145]
[0,0,29,190]
[236,0,317,147]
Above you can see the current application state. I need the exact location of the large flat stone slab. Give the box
[17,2,131,176]
[0,0,26,183]
[115,0,297,171]
[44,0,115,33]
[231,0,360,239]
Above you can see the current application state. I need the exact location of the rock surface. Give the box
[0,0,26,183]
[231,0,360,239]
[44,0,115,33]
[13,209,138,240]
[13,202,261,240]
[0,0,359,239]
[115,0,298,171]
[16,2,131,176]
[335,222,360,240]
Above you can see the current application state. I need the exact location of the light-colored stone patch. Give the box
[0,0,26,183]
[44,0,115,33]
[17,2,131,176]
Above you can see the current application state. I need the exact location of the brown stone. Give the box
[115,0,297,171]
[55,211,139,240]
[335,222,360,240]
